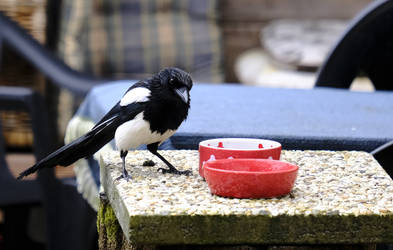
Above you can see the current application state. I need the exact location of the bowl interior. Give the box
[199,138,281,151]
[204,159,298,174]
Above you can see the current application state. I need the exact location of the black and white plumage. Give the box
[18,67,193,181]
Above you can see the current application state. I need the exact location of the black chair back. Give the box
[315,0,393,90]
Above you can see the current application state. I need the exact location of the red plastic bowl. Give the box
[203,158,298,198]
[199,138,281,178]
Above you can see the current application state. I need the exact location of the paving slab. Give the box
[100,150,393,246]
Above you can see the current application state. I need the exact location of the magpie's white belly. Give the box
[114,112,176,150]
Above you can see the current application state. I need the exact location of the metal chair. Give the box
[0,12,101,250]
[314,0,393,180]
[315,0,393,90]
[0,87,43,249]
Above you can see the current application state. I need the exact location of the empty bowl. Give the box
[199,138,282,178]
[203,158,298,198]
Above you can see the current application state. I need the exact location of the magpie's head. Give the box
[155,67,193,105]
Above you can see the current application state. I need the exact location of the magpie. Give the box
[17,67,193,181]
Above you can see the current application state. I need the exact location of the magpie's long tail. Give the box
[17,119,117,180]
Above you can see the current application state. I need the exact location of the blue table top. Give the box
[79,81,393,152]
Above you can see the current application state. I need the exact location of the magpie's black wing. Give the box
[17,101,146,179]
[93,80,150,129]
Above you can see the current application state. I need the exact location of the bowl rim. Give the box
[199,138,281,151]
[203,158,299,175]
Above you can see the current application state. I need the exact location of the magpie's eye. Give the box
[169,78,176,86]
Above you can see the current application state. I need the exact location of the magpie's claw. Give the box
[116,174,132,182]
[157,168,192,176]
[116,171,132,182]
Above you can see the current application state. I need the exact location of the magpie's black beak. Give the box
[175,86,189,103]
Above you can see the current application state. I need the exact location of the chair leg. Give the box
[3,205,29,249]
[3,205,45,250]
[42,181,97,250]
[371,140,393,178]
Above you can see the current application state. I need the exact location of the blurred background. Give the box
[0,0,375,249]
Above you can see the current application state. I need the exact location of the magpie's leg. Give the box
[116,150,131,181]
[147,143,192,176]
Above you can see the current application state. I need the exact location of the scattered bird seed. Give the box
[142,160,155,167]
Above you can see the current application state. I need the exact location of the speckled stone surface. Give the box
[100,150,393,245]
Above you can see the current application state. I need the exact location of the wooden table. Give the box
[98,150,393,249]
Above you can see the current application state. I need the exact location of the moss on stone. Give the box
[98,197,390,249]
[98,195,130,249]
[105,205,122,245]
[126,214,393,245]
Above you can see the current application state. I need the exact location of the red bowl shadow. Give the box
[203,158,298,198]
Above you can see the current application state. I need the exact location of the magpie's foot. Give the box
[157,168,192,176]
[116,173,132,182]
[143,160,155,167]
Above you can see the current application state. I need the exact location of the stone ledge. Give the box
[97,195,381,249]
[100,150,393,245]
